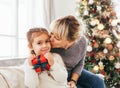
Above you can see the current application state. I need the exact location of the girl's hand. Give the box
[67,81,77,88]
[44,52,54,66]
[28,54,35,66]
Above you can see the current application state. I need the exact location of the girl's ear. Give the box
[28,44,36,55]
[28,44,33,49]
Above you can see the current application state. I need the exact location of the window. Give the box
[0,0,45,59]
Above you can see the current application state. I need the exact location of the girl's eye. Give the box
[37,42,41,44]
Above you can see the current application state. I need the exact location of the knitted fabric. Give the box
[31,55,50,73]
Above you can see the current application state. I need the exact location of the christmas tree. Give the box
[76,0,120,88]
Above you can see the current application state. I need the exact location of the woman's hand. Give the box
[44,52,54,66]
[67,81,77,88]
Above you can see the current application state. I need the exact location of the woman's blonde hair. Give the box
[50,15,81,41]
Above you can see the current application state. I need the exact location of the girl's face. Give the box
[50,32,68,48]
[31,33,51,56]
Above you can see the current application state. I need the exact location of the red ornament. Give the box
[101,70,106,75]
[90,59,95,63]
[91,9,96,13]
[90,52,95,56]
[106,16,110,21]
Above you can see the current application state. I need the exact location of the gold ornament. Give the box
[97,52,105,60]
[94,19,100,24]
[82,0,87,6]
[107,44,113,50]
[94,43,99,48]
[107,6,112,12]
[93,65,99,73]
[104,37,112,44]
[99,65,104,71]
[97,23,104,30]
[110,11,116,16]
[109,55,115,61]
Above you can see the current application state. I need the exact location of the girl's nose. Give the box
[42,43,47,47]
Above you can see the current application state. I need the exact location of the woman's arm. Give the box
[73,36,88,75]
[68,36,88,88]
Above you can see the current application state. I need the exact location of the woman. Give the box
[50,15,106,88]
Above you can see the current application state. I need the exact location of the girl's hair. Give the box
[50,15,81,41]
[27,27,49,47]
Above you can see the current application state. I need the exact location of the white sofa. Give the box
[0,58,27,88]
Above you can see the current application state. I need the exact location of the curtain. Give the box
[43,0,55,28]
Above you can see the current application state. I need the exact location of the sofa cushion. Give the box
[0,58,26,67]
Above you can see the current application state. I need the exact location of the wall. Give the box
[54,0,76,19]
[54,0,86,34]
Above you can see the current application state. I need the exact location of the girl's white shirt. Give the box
[24,53,68,88]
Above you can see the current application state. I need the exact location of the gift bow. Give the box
[31,55,50,73]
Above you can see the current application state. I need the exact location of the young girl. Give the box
[24,27,68,88]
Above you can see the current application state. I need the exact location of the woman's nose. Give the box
[50,35,53,42]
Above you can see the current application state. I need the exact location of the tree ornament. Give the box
[90,19,96,26]
[106,16,110,21]
[110,11,116,16]
[97,23,104,30]
[115,62,120,69]
[90,52,94,56]
[111,19,118,26]
[104,37,112,44]
[87,45,92,52]
[88,0,94,5]
[91,8,96,13]
[101,70,106,75]
[98,61,103,66]
[109,55,115,61]
[84,10,89,15]
[97,52,105,59]
[82,0,87,6]
[94,19,100,24]
[103,48,108,54]
[97,5,102,11]
[107,44,113,50]
[99,65,104,71]
[93,65,99,73]
[94,42,99,48]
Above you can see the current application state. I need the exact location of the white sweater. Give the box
[24,53,68,88]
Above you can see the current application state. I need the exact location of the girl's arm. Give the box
[23,59,39,88]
